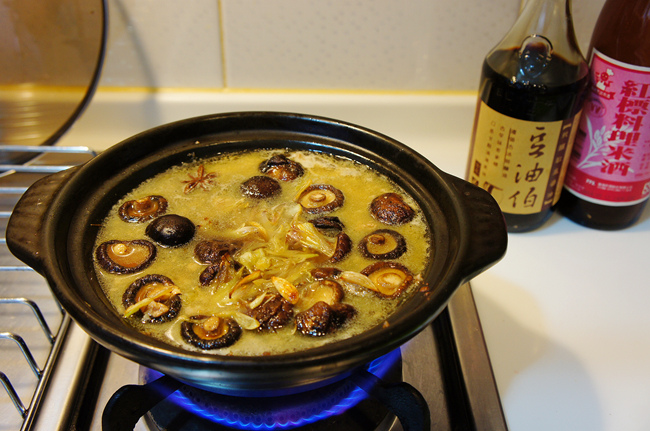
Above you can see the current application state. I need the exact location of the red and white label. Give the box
[563,50,650,206]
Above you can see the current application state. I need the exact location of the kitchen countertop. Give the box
[57,90,650,431]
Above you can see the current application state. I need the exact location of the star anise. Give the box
[182,165,217,193]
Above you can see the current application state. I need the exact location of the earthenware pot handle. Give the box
[6,167,79,275]
[444,172,508,281]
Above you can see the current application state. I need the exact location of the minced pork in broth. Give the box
[93,149,432,356]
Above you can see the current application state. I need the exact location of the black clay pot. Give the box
[6,112,507,396]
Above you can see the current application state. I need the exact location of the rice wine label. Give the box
[563,50,650,206]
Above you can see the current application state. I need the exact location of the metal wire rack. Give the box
[0,146,96,431]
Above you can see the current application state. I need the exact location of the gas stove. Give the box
[0,147,507,431]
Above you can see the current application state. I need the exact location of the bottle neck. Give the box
[590,0,650,67]
[488,0,584,65]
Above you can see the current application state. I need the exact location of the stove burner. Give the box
[103,348,430,431]
[147,349,400,430]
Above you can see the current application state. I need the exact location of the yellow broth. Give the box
[94,149,432,355]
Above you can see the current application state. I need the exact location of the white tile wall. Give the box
[98,0,606,92]
[100,0,223,88]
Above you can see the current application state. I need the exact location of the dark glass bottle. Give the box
[466,0,588,232]
[557,0,650,230]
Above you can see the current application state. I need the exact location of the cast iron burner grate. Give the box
[103,349,430,431]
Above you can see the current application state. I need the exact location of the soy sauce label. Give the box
[467,101,580,214]
[563,50,650,206]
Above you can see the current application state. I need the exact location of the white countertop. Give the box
[58,90,650,431]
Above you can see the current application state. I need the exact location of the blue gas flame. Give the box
[165,349,400,430]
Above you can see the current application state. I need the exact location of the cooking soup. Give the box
[93,149,432,356]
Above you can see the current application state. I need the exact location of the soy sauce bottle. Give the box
[465,0,588,232]
[557,0,650,230]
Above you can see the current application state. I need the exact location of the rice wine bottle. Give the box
[466,0,588,232]
[558,0,650,230]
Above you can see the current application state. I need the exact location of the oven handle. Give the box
[6,167,79,275]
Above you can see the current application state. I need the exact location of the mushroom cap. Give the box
[240,176,282,199]
[95,239,156,274]
[247,294,294,332]
[259,154,305,181]
[309,216,345,236]
[122,274,182,323]
[297,184,344,214]
[198,254,242,286]
[310,267,343,280]
[180,317,242,350]
[299,279,344,311]
[296,301,332,337]
[358,229,407,260]
[369,193,415,225]
[118,195,168,223]
[329,232,352,263]
[145,214,195,247]
[296,301,357,337]
[194,240,242,264]
[361,261,414,298]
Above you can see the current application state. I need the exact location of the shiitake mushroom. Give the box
[240,176,281,199]
[299,279,344,310]
[296,301,356,337]
[180,316,242,350]
[370,193,415,225]
[247,294,294,332]
[361,262,413,298]
[358,229,407,260]
[118,195,168,223]
[145,214,195,247]
[199,253,243,286]
[310,267,343,280]
[259,154,304,181]
[194,240,242,264]
[295,302,330,337]
[296,279,355,337]
[309,216,345,236]
[329,303,357,328]
[122,274,181,323]
[330,232,352,263]
[297,184,344,214]
[95,240,156,274]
